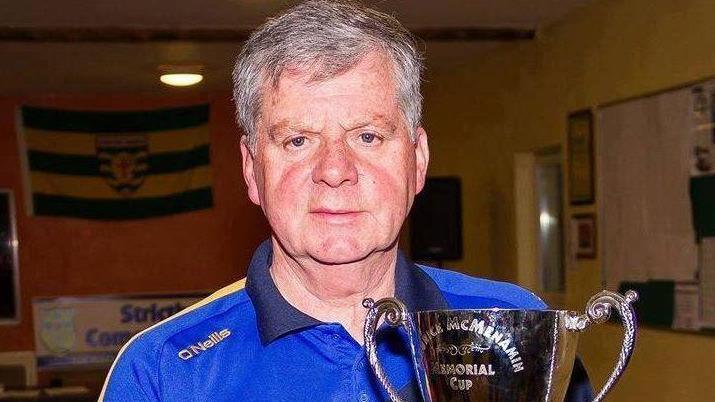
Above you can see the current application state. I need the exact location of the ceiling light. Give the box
[160,73,203,87]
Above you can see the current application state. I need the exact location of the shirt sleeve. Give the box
[564,356,595,402]
[99,338,162,402]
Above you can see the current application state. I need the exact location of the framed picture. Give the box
[567,109,595,205]
[0,189,20,324]
[571,213,596,259]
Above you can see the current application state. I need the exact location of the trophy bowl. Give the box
[363,290,638,402]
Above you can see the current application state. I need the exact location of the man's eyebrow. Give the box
[341,115,397,131]
[266,120,316,140]
[266,120,288,141]
[267,115,397,138]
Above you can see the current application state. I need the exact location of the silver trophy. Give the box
[363,290,638,402]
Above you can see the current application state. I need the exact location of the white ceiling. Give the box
[0,0,594,95]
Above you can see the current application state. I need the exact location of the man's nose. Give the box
[311,140,358,187]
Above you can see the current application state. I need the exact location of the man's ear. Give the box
[240,136,261,206]
[414,127,429,194]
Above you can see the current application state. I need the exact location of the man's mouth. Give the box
[310,208,363,223]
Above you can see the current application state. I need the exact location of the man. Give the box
[101,1,593,401]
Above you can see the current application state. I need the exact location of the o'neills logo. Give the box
[177,329,231,360]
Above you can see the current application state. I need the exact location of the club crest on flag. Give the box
[39,307,76,355]
[96,135,149,195]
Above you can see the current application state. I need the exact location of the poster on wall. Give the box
[567,109,595,205]
[570,213,596,259]
[32,293,206,369]
[0,189,20,323]
[673,281,701,331]
[691,85,715,177]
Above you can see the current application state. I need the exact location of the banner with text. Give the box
[32,293,206,369]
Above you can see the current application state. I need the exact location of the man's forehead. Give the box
[261,53,395,101]
[276,51,392,85]
[258,54,402,132]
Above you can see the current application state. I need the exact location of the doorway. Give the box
[514,147,565,307]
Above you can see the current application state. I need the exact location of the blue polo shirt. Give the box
[101,240,593,401]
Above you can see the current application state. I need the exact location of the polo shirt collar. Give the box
[245,239,449,345]
[394,250,449,312]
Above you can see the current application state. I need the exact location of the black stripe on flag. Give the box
[22,104,209,133]
[33,188,213,220]
[28,145,210,176]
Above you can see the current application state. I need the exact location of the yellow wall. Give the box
[423,0,715,400]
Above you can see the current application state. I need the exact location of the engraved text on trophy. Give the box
[420,315,524,391]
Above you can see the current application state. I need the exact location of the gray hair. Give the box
[232,0,424,150]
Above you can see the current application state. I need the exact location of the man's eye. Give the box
[360,132,377,144]
[288,136,306,147]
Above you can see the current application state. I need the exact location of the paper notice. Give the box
[673,282,701,330]
[700,238,715,328]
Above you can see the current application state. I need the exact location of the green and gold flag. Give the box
[20,104,213,220]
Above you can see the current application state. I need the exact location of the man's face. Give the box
[241,52,429,264]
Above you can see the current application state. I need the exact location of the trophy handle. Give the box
[566,290,639,402]
[363,297,409,402]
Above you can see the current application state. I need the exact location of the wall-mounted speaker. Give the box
[409,177,463,262]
